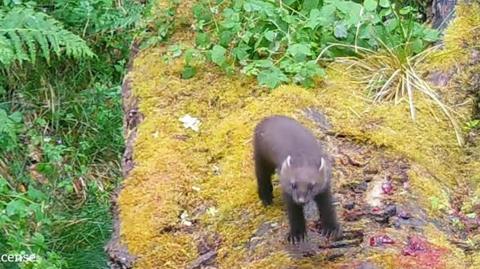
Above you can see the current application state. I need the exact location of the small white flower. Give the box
[179,114,201,132]
[180,211,192,226]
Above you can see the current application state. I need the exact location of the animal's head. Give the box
[279,155,329,205]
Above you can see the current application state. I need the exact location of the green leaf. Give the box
[379,8,392,17]
[304,61,326,77]
[240,31,253,43]
[193,3,212,22]
[257,67,289,89]
[364,0,378,12]
[184,48,200,66]
[333,1,363,25]
[0,108,9,125]
[334,23,348,38]
[6,199,27,217]
[28,187,47,202]
[379,0,390,8]
[411,22,425,37]
[182,66,197,79]
[232,43,250,62]
[210,45,227,66]
[306,9,321,29]
[384,18,399,33]
[32,232,45,248]
[399,6,413,15]
[283,60,325,87]
[8,111,22,123]
[35,117,47,127]
[423,28,440,42]
[264,30,277,42]
[168,44,182,58]
[195,32,211,49]
[243,0,276,14]
[306,5,336,29]
[30,203,46,223]
[411,39,424,53]
[302,0,320,13]
[0,177,8,193]
[224,66,235,76]
[36,163,55,177]
[253,59,275,68]
[219,31,235,47]
[242,59,275,76]
[287,43,312,62]
[320,5,337,23]
[221,8,240,29]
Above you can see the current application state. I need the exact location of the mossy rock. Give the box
[108,2,480,269]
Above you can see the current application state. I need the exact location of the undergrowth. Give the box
[331,42,465,145]
[0,0,173,268]
[188,0,438,88]
[185,0,470,145]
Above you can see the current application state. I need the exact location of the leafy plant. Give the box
[190,0,437,88]
[0,0,148,268]
[465,119,480,131]
[0,7,94,67]
[318,1,464,145]
[136,0,180,49]
[0,108,23,152]
[51,0,144,33]
[331,42,464,146]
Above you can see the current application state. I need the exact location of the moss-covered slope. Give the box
[115,2,480,268]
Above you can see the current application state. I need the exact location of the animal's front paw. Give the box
[322,223,342,240]
[259,193,273,206]
[287,231,307,244]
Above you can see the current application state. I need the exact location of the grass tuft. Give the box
[322,42,464,146]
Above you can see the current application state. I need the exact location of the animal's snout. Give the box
[297,197,305,204]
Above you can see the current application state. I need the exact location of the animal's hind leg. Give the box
[255,156,274,206]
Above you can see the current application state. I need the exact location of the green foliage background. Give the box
[0,0,165,268]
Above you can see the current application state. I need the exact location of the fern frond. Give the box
[18,30,37,64]
[0,36,15,65]
[0,7,95,67]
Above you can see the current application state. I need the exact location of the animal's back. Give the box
[254,115,322,166]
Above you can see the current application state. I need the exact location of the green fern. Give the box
[0,7,95,67]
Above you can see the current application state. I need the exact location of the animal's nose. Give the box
[298,197,305,203]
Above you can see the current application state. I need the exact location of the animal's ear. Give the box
[281,155,292,174]
[318,157,326,174]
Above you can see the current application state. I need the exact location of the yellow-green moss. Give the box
[117,1,480,268]
[427,2,480,70]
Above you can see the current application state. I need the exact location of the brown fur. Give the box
[253,115,341,243]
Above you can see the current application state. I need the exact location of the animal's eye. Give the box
[308,183,314,190]
[291,182,297,189]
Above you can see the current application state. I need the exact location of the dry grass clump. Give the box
[321,42,464,146]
